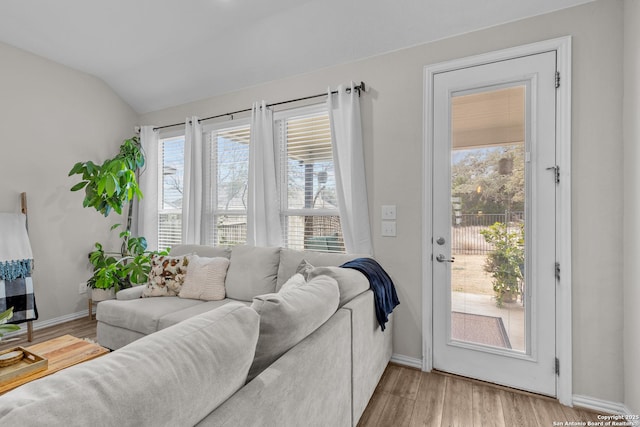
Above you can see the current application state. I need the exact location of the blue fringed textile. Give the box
[340,258,399,331]
[0,258,33,281]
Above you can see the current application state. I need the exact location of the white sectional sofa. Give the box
[0,245,394,426]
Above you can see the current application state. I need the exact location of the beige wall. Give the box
[0,42,138,321]
[141,0,626,402]
[623,0,640,415]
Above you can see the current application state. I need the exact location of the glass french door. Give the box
[432,51,558,396]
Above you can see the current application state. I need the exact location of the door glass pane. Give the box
[450,85,526,353]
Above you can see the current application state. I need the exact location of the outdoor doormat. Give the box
[451,311,512,349]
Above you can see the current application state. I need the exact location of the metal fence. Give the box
[451,212,524,255]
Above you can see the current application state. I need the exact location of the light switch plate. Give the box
[381,221,397,237]
[382,205,396,220]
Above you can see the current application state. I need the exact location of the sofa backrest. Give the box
[276,247,370,288]
[0,303,260,426]
[170,244,232,258]
[225,245,281,301]
[169,244,372,304]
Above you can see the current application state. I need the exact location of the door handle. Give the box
[436,254,455,263]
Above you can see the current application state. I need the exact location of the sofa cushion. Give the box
[305,264,371,307]
[179,255,230,301]
[0,304,260,427]
[157,299,249,330]
[142,254,189,297]
[247,274,339,381]
[225,245,281,301]
[169,244,232,259]
[96,296,204,335]
[276,248,370,290]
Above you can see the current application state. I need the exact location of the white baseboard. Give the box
[573,394,635,416]
[390,353,423,370]
[3,309,89,339]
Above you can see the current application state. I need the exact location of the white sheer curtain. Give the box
[135,126,159,251]
[247,101,282,247]
[182,116,204,244]
[328,83,373,254]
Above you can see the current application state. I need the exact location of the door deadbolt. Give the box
[436,237,445,245]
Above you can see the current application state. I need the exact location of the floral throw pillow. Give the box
[142,255,189,297]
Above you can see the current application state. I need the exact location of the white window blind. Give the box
[158,135,184,250]
[277,107,345,253]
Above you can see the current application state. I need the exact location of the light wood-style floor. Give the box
[0,317,98,351]
[2,319,606,426]
[358,364,606,427]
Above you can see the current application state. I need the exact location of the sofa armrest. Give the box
[198,309,352,427]
[342,290,393,425]
[116,286,144,300]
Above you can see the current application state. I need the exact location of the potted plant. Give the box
[0,307,20,343]
[480,222,524,307]
[86,228,158,300]
[69,137,162,299]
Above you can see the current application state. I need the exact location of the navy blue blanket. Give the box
[340,258,399,331]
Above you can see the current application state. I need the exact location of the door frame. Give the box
[421,36,572,405]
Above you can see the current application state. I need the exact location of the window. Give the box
[156,123,250,250]
[158,135,184,250]
[276,106,344,252]
[154,104,344,253]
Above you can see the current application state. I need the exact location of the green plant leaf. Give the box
[68,162,84,176]
[97,176,106,195]
[105,174,117,197]
[133,187,143,200]
[86,161,97,175]
[0,307,15,323]
[70,181,88,192]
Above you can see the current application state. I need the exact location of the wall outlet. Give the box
[78,282,87,295]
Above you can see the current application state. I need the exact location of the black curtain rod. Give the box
[152,82,365,131]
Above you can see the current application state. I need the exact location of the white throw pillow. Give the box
[278,273,306,292]
[179,255,230,301]
[278,260,314,292]
[247,274,339,381]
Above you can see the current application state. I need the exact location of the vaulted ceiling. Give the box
[0,0,593,113]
